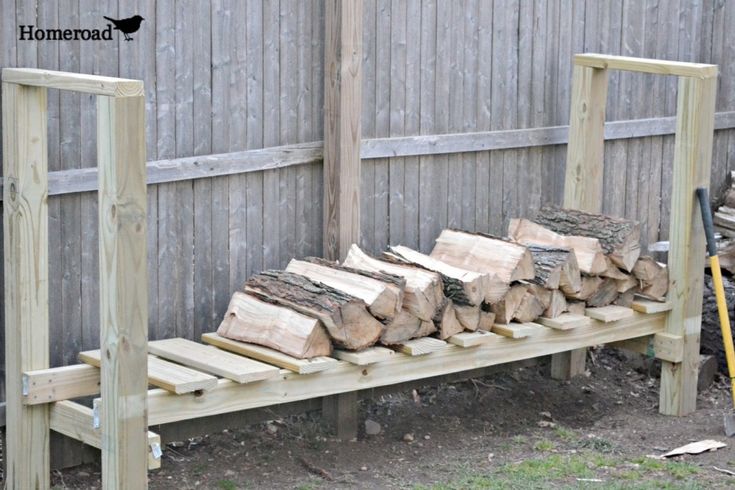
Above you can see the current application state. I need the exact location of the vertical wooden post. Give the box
[659,74,717,415]
[323,0,362,262]
[2,82,51,489]
[552,64,609,380]
[322,0,362,439]
[98,95,149,488]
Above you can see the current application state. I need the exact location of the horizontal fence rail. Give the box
[1,111,734,198]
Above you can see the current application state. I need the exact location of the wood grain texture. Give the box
[660,75,717,416]
[97,95,148,488]
[2,82,50,489]
[323,0,362,260]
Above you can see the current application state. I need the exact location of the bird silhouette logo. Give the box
[103,15,144,41]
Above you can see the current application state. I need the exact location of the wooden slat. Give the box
[139,312,668,426]
[585,305,636,323]
[2,67,144,96]
[2,82,50,488]
[23,364,100,405]
[631,298,673,314]
[537,314,592,330]
[79,350,217,395]
[395,337,447,356]
[50,401,161,470]
[148,338,279,384]
[332,347,395,365]
[447,330,502,348]
[1,111,732,200]
[491,322,539,339]
[202,333,338,375]
[574,53,718,78]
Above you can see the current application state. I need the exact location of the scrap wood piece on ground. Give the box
[663,440,726,458]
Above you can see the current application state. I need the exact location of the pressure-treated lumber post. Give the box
[322,0,362,439]
[659,74,717,416]
[2,82,51,489]
[323,0,362,262]
[98,95,149,487]
[552,63,608,380]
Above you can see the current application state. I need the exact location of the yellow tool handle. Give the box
[709,255,735,407]
[698,187,735,408]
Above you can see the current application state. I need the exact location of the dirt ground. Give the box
[47,348,735,489]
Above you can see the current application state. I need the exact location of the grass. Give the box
[532,438,556,452]
[217,480,238,490]
[413,452,705,490]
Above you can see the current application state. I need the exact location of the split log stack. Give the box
[213,206,669,359]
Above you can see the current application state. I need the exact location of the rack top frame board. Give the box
[574,54,717,78]
[2,67,144,97]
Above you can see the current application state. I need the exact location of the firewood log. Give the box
[632,256,669,301]
[566,300,586,315]
[286,258,404,320]
[491,284,528,324]
[217,292,332,359]
[244,270,383,351]
[546,289,567,318]
[513,291,546,323]
[616,273,639,293]
[454,304,481,331]
[343,244,443,321]
[415,319,438,338]
[533,206,641,271]
[433,299,464,339]
[508,218,607,275]
[430,229,535,283]
[384,245,487,306]
[478,308,496,331]
[601,257,629,280]
[527,245,581,291]
[585,278,619,307]
[381,308,423,345]
[563,275,603,300]
[614,288,636,307]
[528,284,566,318]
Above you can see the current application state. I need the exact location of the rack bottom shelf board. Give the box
[97,311,666,427]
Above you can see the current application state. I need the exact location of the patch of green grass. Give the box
[532,438,556,452]
[553,425,577,442]
[415,452,706,490]
[511,435,527,445]
[578,436,615,453]
[217,480,238,490]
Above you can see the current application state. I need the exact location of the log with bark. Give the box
[527,245,581,291]
[217,292,332,359]
[528,284,566,318]
[244,270,383,351]
[508,218,607,275]
[285,258,404,320]
[614,288,636,307]
[430,229,535,284]
[478,307,496,331]
[384,245,493,306]
[632,256,668,301]
[533,206,641,271]
[343,244,444,321]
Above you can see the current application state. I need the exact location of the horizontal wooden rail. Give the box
[92,312,664,426]
[0,112,733,198]
[574,54,718,78]
[2,68,144,97]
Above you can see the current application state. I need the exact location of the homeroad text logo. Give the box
[19,15,144,41]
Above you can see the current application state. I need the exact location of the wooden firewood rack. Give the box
[2,54,716,488]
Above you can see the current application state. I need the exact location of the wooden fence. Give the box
[0,0,734,405]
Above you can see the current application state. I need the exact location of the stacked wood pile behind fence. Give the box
[0,0,734,404]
